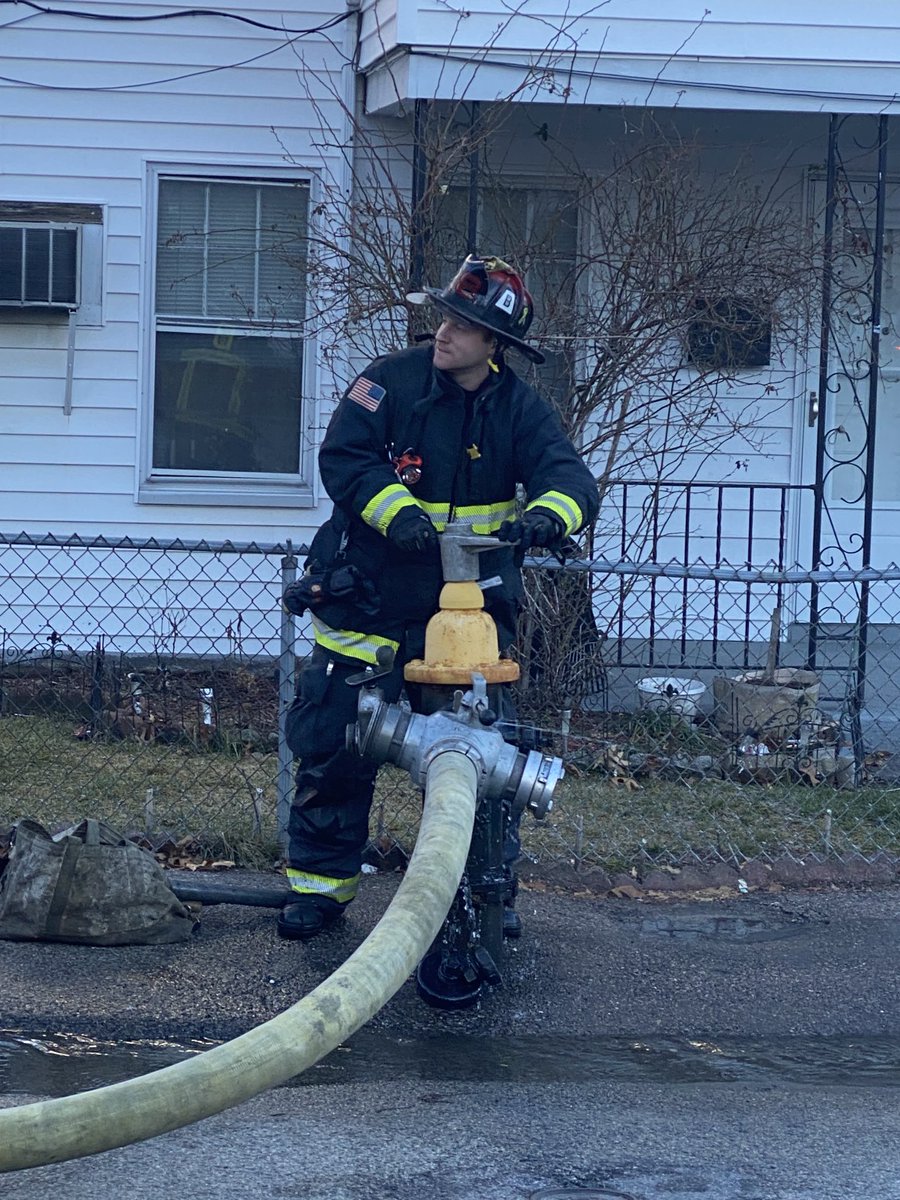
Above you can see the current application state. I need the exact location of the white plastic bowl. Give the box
[637,676,706,718]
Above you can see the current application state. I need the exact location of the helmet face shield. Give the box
[407,255,545,364]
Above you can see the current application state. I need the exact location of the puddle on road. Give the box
[4,1029,900,1097]
[640,914,808,943]
[0,1032,212,1097]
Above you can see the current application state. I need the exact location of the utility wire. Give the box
[6,4,893,107]
[0,8,350,89]
[0,0,351,34]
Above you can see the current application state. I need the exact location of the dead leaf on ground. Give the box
[611,883,644,899]
[611,774,641,791]
[154,851,236,870]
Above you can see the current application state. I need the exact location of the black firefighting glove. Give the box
[496,510,566,551]
[387,508,438,554]
[282,565,379,617]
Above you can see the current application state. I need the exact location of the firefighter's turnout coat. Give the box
[284,345,598,904]
[308,345,599,661]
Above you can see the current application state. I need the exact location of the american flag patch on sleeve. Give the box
[347,376,386,413]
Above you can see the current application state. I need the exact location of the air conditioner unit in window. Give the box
[0,224,80,309]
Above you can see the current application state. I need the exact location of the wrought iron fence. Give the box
[2,530,900,876]
[601,479,813,575]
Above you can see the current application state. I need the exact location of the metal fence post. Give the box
[277,542,298,852]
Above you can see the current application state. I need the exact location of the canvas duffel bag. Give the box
[0,817,197,945]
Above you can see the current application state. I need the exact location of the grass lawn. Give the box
[2,713,898,872]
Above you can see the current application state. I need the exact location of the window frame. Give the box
[139,162,319,509]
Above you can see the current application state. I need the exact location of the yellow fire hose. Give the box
[0,750,478,1173]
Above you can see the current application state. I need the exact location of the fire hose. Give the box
[0,750,478,1173]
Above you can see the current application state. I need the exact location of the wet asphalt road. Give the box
[3,873,900,1198]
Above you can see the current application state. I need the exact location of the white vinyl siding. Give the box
[361,1,900,115]
[0,1,350,540]
[363,0,900,66]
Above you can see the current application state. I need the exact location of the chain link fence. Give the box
[516,557,900,878]
[0,533,305,866]
[2,530,900,876]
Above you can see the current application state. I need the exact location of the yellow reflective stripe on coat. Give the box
[361,483,421,534]
[311,615,400,665]
[419,498,517,534]
[286,868,360,904]
[526,490,583,536]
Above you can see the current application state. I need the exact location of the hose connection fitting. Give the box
[346,672,563,818]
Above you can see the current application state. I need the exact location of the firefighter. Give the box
[279,255,599,940]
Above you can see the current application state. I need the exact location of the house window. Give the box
[150,175,310,484]
[686,296,772,370]
[431,184,578,406]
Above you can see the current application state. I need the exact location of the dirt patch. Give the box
[518,851,900,899]
[1,656,280,751]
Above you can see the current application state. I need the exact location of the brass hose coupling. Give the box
[346,673,563,818]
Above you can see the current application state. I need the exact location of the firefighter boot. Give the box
[502,872,522,938]
[503,905,522,939]
[277,895,346,941]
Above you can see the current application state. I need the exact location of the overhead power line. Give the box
[0,4,351,90]
[0,0,351,34]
